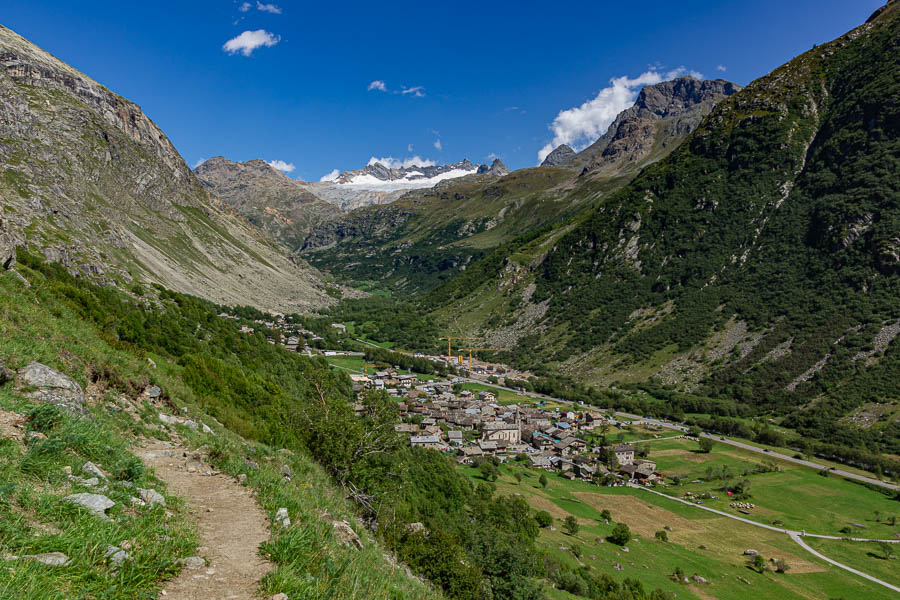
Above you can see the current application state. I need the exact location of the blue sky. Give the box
[3,0,885,180]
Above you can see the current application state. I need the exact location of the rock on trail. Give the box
[138,440,273,600]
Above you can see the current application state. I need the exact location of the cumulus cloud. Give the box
[537,67,701,163]
[433,139,442,151]
[407,143,414,152]
[367,156,436,169]
[367,80,387,92]
[192,157,207,169]
[223,30,281,56]
[320,169,340,182]
[267,159,295,173]
[486,152,500,161]
[256,2,282,14]
[717,64,727,72]
[238,2,252,11]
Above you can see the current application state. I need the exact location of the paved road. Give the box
[631,484,900,593]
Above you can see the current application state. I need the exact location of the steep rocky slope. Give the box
[0,25,331,312]
[427,2,900,447]
[194,156,340,250]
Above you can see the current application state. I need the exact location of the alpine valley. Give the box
[0,3,898,600]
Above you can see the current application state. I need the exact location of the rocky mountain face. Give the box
[332,158,478,185]
[571,77,741,176]
[0,25,332,312]
[540,144,576,166]
[194,156,340,250]
[477,158,511,176]
[427,3,900,444]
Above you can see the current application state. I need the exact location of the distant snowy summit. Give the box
[332,159,478,188]
[312,157,508,211]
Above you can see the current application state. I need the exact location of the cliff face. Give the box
[0,25,332,312]
[194,156,341,251]
[576,77,741,176]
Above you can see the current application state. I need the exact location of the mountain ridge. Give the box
[0,24,333,313]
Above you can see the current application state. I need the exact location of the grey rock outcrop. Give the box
[477,159,511,176]
[62,493,115,518]
[541,144,576,167]
[81,461,107,480]
[105,545,132,568]
[0,218,16,270]
[17,362,85,413]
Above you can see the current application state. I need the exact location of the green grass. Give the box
[805,538,900,587]
[0,269,444,600]
[458,463,898,600]
[645,438,900,538]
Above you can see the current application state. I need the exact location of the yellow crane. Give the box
[459,347,504,370]
[439,336,483,362]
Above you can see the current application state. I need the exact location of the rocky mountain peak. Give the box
[541,144,576,167]
[477,158,510,176]
[632,76,741,120]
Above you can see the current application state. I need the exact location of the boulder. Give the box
[693,574,708,584]
[20,552,69,566]
[81,461,107,480]
[270,594,289,600]
[138,488,166,508]
[274,507,291,528]
[743,549,759,556]
[18,362,85,413]
[62,493,114,518]
[333,520,363,550]
[407,522,426,535]
[280,464,292,480]
[144,385,162,398]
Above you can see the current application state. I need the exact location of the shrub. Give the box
[608,522,631,545]
[535,511,553,528]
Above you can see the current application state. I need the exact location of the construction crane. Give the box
[439,337,482,362]
[362,363,378,377]
[459,347,504,370]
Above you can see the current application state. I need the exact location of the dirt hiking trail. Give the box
[139,439,273,600]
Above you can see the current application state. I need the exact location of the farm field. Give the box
[458,462,898,600]
[642,437,900,539]
[805,538,900,588]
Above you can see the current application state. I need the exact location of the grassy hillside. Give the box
[0,263,442,599]
[424,3,900,466]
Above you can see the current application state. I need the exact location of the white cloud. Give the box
[367,156,436,169]
[223,30,281,56]
[717,64,727,72]
[487,152,500,161]
[192,157,207,169]
[537,67,701,163]
[401,86,425,97]
[256,1,282,14]
[320,169,340,182]
[407,143,414,152]
[267,159,295,173]
[367,80,387,92]
[433,139,442,151]
[238,2,252,12]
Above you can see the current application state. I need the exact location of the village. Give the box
[348,368,665,487]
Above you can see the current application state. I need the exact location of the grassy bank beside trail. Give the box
[0,267,443,600]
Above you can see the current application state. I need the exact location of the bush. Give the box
[608,522,631,545]
[655,530,668,542]
[564,515,580,536]
[535,510,553,528]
